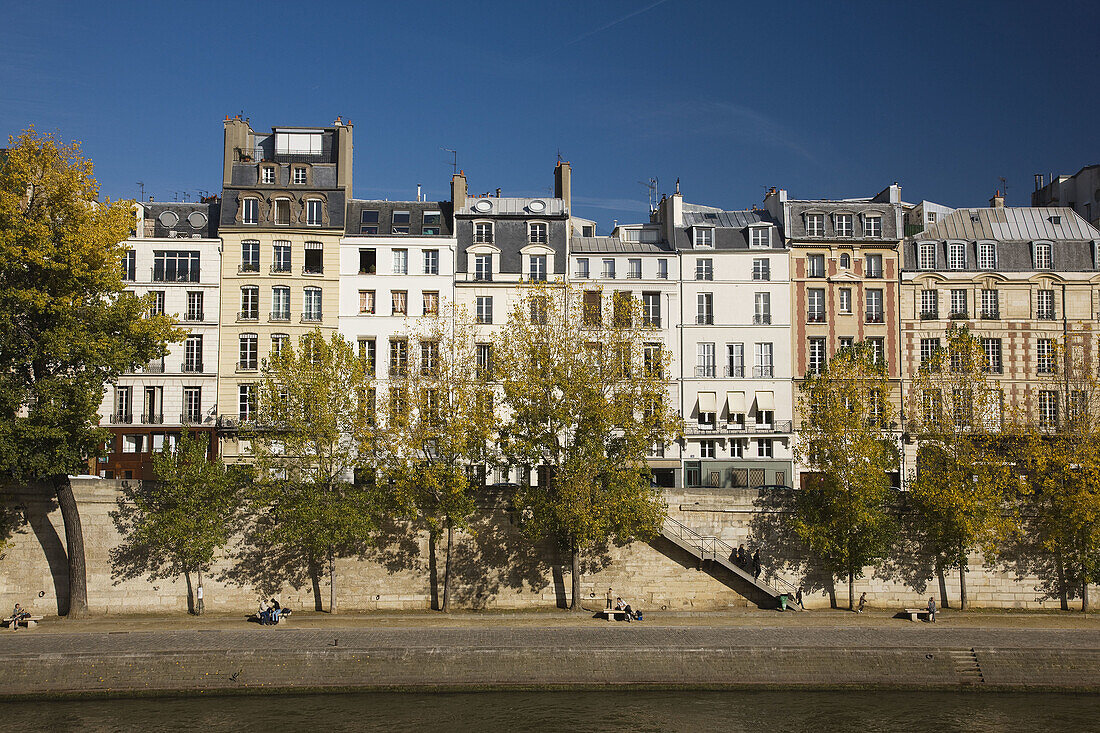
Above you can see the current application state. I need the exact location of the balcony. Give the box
[807,270,826,279]
[866,269,884,279]
[981,309,1000,320]
[110,413,133,425]
[643,317,662,327]
[753,365,775,378]
[807,312,826,323]
[865,312,885,324]
[270,311,291,322]
[574,271,589,279]
[238,263,260,274]
[184,312,204,322]
[752,271,771,281]
[389,366,409,379]
[236,361,259,372]
[270,264,292,274]
[182,362,204,373]
[1037,310,1056,321]
[686,419,793,435]
[725,366,745,377]
[920,310,939,320]
[983,364,1004,374]
[181,413,204,425]
[948,310,969,320]
[140,412,164,425]
[301,314,323,323]
[753,314,772,325]
[302,266,324,276]
[237,311,259,322]
[695,366,717,378]
[695,315,714,325]
[473,273,493,282]
[143,362,165,374]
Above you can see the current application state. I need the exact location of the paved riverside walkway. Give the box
[4,611,1100,696]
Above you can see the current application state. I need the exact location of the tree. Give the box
[246,330,390,614]
[495,284,681,609]
[388,305,496,611]
[905,325,1017,609]
[1013,331,1100,612]
[0,129,179,616]
[794,340,898,610]
[109,433,241,614]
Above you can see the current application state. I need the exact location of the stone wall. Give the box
[0,480,1089,616]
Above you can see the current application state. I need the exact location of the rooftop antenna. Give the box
[639,178,658,212]
[137,182,145,201]
[441,147,458,175]
[999,176,1008,202]
[557,149,563,163]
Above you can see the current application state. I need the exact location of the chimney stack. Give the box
[554,161,572,214]
[496,187,501,198]
[451,171,467,212]
[990,190,1005,208]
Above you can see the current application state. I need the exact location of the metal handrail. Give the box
[662,516,799,594]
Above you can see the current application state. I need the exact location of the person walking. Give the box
[751,550,762,581]
[736,544,747,569]
[927,596,937,623]
[857,592,867,614]
[795,587,805,610]
[606,587,613,610]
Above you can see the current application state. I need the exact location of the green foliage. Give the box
[794,340,898,601]
[109,433,241,586]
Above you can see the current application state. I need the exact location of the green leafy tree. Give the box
[246,330,390,614]
[0,129,179,616]
[906,325,1017,609]
[109,433,241,614]
[388,306,496,611]
[794,340,898,610]
[495,284,681,609]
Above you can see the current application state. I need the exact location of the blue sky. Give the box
[4,0,1098,231]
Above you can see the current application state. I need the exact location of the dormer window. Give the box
[1050,215,1061,225]
[261,166,275,185]
[423,211,441,236]
[360,209,379,234]
[918,242,935,270]
[528,222,548,244]
[306,199,323,227]
[749,226,770,248]
[392,211,410,234]
[863,215,882,238]
[806,213,825,237]
[292,167,307,185]
[1034,242,1053,269]
[474,222,493,243]
[835,214,854,237]
[693,227,714,248]
[242,197,259,225]
[947,242,966,270]
[978,242,997,269]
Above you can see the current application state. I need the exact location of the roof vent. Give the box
[473,200,493,213]
[528,200,546,213]
[158,211,179,228]
[1050,215,1061,225]
[187,211,208,229]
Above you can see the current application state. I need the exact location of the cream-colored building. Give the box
[215,117,353,461]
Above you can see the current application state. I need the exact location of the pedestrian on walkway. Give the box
[927,596,937,623]
[751,550,762,581]
[606,587,613,610]
[857,592,867,614]
[736,544,747,569]
[795,587,805,610]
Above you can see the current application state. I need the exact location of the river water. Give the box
[1,690,1096,732]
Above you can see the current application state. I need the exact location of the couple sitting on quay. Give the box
[257,598,291,625]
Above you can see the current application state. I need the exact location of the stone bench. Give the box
[595,609,631,622]
[3,616,43,630]
[901,608,935,622]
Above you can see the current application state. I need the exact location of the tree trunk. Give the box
[328,548,337,615]
[958,559,968,611]
[848,569,854,611]
[1056,553,1069,610]
[570,540,581,611]
[827,576,837,609]
[1082,580,1089,614]
[428,527,439,610]
[441,518,454,613]
[310,559,323,611]
[936,563,950,609]
[196,569,205,615]
[184,570,194,615]
[53,475,88,617]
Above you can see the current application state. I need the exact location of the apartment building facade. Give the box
[1032,165,1100,227]
[96,201,221,479]
[216,117,352,461]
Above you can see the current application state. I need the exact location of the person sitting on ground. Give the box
[857,592,867,614]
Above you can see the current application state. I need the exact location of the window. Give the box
[839,253,851,269]
[153,251,200,282]
[358,338,376,375]
[122,250,136,281]
[808,338,827,374]
[476,343,493,379]
[302,246,322,275]
[148,290,165,317]
[358,289,375,314]
[529,294,548,324]
[1039,390,1059,429]
[186,291,203,321]
[686,462,702,488]
[695,258,713,281]
[754,292,771,325]
[978,242,997,269]
[752,258,770,281]
[865,253,883,278]
[423,291,439,316]
[276,131,321,155]
[807,253,825,277]
[528,222,548,244]
[981,289,999,319]
[420,340,439,375]
[627,258,642,279]
[238,334,258,370]
[838,336,854,350]
[576,258,589,278]
[806,213,825,236]
[948,242,966,270]
[868,337,885,366]
[271,334,289,358]
[392,249,408,275]
[423,250,439,275]
[839,288,852,314]
[982,338,1003,373]
[239,384,255,422]
[122,435,143,453]
[583,291,601,326]
[240,240,259,272]
[949,289,968,319]
[603,258,616,279]
[242,197,258,224]
[754,342,773,377]
[474,254,492,281]
[700,440,716,459]
[529,254,547,281]
[727,343,744,377]
[306,199,323,226]
[642,292,660,326]
[389,338,409,376]
[239,286,259,319]
[360,209,379,235]
[1034,242,1053,269]
[114,387,132,423]
[696,293,714,325]
[262,166,275,184]
[758,438,774,458]
[391,290,407,315]
[183,335,203,372]
[863,215,882,238]
[921,290,939,319]
[730,440,744,459]
[697,342,716,378]
[272,241,291,272]
[612,292,633,328]
[423,211,441,236]
[920,338,940,368]
[750,227,770,248]
[808,288,826,322]
[303,287,322,321]
[644,343,662,377]
[474,222,493,243]
[183,387,202,423]
[1036,289,1055,320]
[866,289,884,322]
[273,199,291,226]
[1037,338,1055,373]
[693,227,714,248]
[476,296,493,324]
[835,214,853,237]
[389,211,410,235]
[657,259,668,279]
[289,167,306,185]
[918,243,936,270]
[271,286,290,320]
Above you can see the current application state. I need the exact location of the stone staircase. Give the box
[657,516,801,610]
[950,648,985,685]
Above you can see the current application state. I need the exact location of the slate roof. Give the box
[570,236,673,254]
[673,207,784,251]
[456,197,566,217]
[785,199,902,241]
[143,202,219,239]
[917,207,1100,242]
[345,200,454,237]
